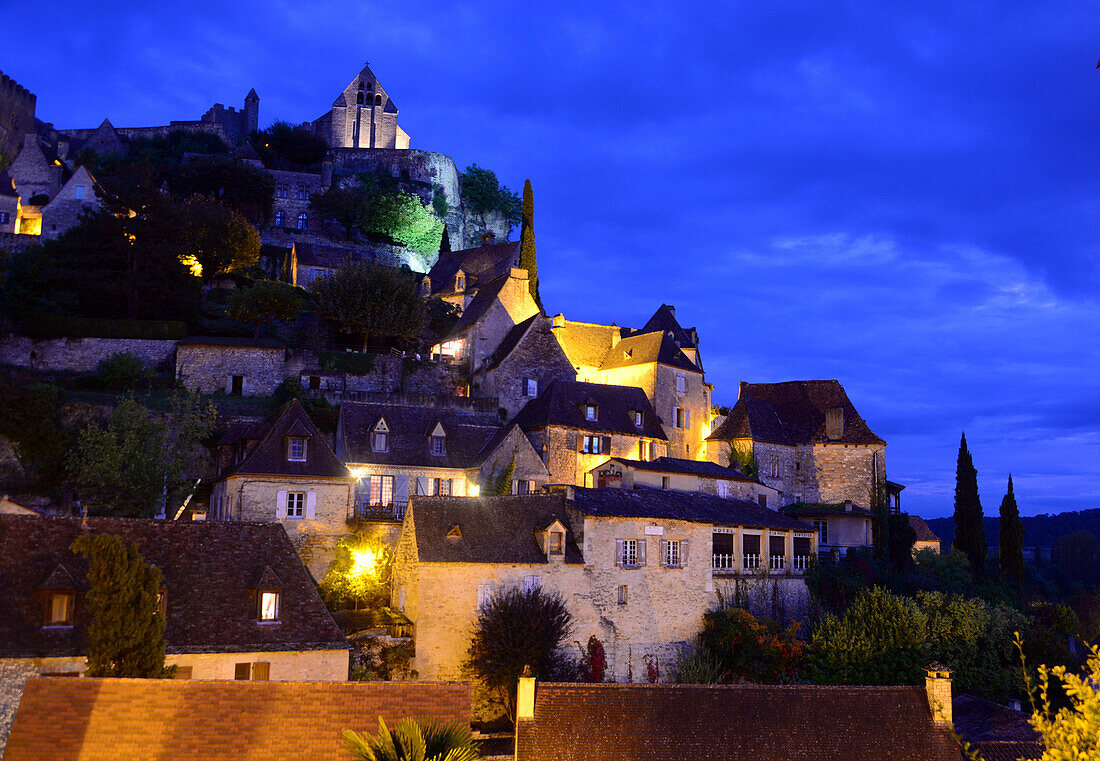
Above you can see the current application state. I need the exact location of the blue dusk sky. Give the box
[6,1,1099,518]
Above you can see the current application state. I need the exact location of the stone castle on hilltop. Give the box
[311,63,410,150]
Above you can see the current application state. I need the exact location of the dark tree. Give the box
[0,383,73,488]
[888,513,917,573]
[459,163,521,223]
[70,533,170,677]
[952,432,987,570]
[998,475,1025,582]
[168,155,275,222]
[467,585,572,721]
[310,186,369,238]
[519,179,542,309]
[225,280,304,337]
[310,263,426,350]
[250,121,328,169]
[181,198,261,281]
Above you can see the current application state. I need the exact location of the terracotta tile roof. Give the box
[338,401,499,468]
[597,330,700,373]
[427,240,520,295]
[411,494,584,564]
[707,395,793,445]
[952,693,1042,760]
[5,678,471,761]
[224,400,351,480]
[515,683,962,761]
[909,515,941,543]
[0,515,346,658]
[512,380,668,440]
[550,319,623,369]
[605,456,757,482]
[572,486,812,531]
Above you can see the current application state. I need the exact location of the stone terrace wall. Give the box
[175,344,286,396]
[0,334,177,372]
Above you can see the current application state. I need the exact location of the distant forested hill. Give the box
[926,508,1100,551]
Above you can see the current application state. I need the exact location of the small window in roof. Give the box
[585,404,597,421]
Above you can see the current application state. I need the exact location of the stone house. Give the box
[209,400,356,578]
[0,169,19,233]
[513,671,962,761]
[310,63,410,150]
[781,501,873,557]
[39,164,101,239]
[285,240,375,286]
[336,402,549,517]
[910,515,942,554]
[586,456,779,506]
[391,488,815,687]
[431,267,540,370]
[175,336,287,396]
[4,678,470,761]
[551,305,711,459]
[270,169,325,234]
[8,132,64,209]
[0,514,348,682]
[473,314,576,419]
[424,239,521,306]
[513,380,669,486]
[706,380,887,508]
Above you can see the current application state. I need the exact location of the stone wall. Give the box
[0,72,35,163]
[529,426,662,486]
[40,167,99,239]
[477,316,575,419]
[0,334,177,372]
[175,343,286,396]
[476,425,549,491]
[812,443,884,507]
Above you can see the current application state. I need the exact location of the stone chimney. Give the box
[516,666,536,721]
[551,313,566,329]
[925,663,953,726]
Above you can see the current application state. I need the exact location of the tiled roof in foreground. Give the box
[515,683,962,761]
[5,678,471,761]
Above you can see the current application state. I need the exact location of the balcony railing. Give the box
[769,554,786,571]
[353,499,408,521]
[712,554,736,572]
[743,553,760,570]
[792,555,811,572]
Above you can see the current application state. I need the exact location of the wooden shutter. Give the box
[638,538,647,566]
[234,663,250,680]
[304,491,317,519]
[685,409,691,429]
[395,476,409,503]
[417,477,430,495]
[251,662,270,681]
[577,434,585,453]
[681,540,689,566]
[615,539,623,567]
[601,436,611,455]
[660,539,668,567]
[275,491,288,519]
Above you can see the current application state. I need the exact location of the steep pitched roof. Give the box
[711,380,883,446]
[226,400,350,480]
[572,486,811,531]
[597,330,701,373]
[484,314,540,371]
[82,118,125,156]
[339,402,499,468]
[707,395,793,445]
[448,272,511,336]
[605,457,757,482]
[0,515,346,658]
[412,494,584,564]
[550,318,622,369]
[635,304,698,349]
[513,380,668,440]
[952,694,1042,761]
[427,240,521,295]
[909,515,941,543]
[5,679,471,761]
[515,683,962,761]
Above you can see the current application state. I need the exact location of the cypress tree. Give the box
[999,474,1025,582]
[71,533,170,677]
[952,432,987,570]
[519,179,542,310]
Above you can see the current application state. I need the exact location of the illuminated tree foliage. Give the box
[999,475,1025,583]
[360,191,444,260]
[70,533,170,678]
[180,197,261,280]
[343,718,479,761]
[1019,634,1100,760]
[953,432,987,570]
[319,535,391,609]
[695,606,805,684]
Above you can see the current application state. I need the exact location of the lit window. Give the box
[287,438,306,462]
[526,378,538,397]
[274,210,286,226]
[676,374,686,394]
[523,575,541,592]
[585,404,597,421]
[430,435,446,456]
[258,591,280,621]
[369,475,394,506]
[665,539,682,567]
[455,274,466,291]
[44,591,74,627]
[582,435,602,454]
[286,492,305,518]
[156,588,167,620]
[371,431,388,452]
[620,538,638,567]
[74,185,86,200]
[634,411,643,427]
[617,585,628,605]
[434,478,452,496]
[296,213,307,230]
[549,532,563,555]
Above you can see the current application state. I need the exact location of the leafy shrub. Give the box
[674,641,726,684]
[316,350,377,375]
[344,718,479,761]
[577,635,607,682]
[698,606,805,683]
[460,163,521,223]
[96,352,151,391]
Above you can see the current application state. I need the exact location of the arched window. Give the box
[366,81,373,90]
[375,94,382,105]
[274,211,286,227]
[296,213,307,230]
[356,92,364,104]
[358,82,364,90]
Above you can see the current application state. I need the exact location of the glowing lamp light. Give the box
[350,546,380,579]
[180,254,203,278]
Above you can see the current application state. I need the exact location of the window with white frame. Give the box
[525,378,538,397]
[676,374,686,394]
[620,538,638,567]
[581,435,601,454]
[664,539,682,567]
[523,575,541,592]
[634,410,644,427]
[287,437,307,462]
[768,454,780,478]
[369,475,394,506]
[476,584,492,609]
[430,434,446,456]
[258,590,280,621]
[717,481,731,498]
[585,403,597,421]
[814,520,829,545]
[286,492,305,518]
[513,479,535,495]
[434,478,452,496]
[549,531,564,554]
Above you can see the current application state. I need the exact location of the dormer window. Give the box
[549,532,564,555]
[43,591,74,627]
[258,590,280,622]
[156,588,168,620]
[371,419,390,453]
[585,404,598,421]
[287,437,307,462]
[634,411,644,427]
[455,272,466,291]
[431,435,446,455]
